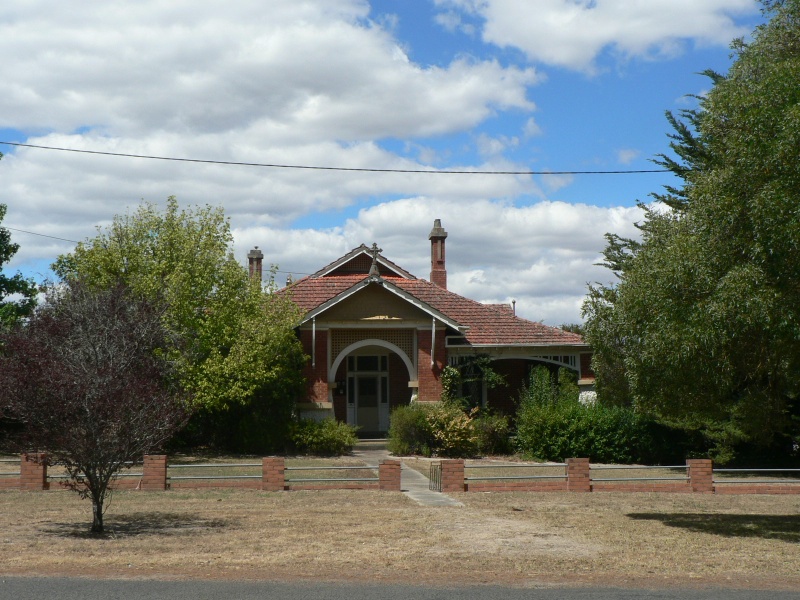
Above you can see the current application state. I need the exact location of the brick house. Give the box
[252,220,593,436]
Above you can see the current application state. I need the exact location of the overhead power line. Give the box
[0,141,669,176]
[4,226,311,277]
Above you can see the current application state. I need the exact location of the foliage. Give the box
[0,202,37,328]
[53,198,307,450]
[387,404,434,456]
[426,402,479,457]
[388,401,510,458]
[0,283,190,533]
[515,367,665,463]
[289,419,359,456]
[471,411,511,455]
[442,355,506,410]
[583,1,800,462]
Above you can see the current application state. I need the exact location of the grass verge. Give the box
[0,486,798,589]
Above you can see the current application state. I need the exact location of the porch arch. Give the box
[329,339,416,383]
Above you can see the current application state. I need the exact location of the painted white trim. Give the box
[329,339,416,384]
[431,317,436,367]
[299,277,465,332]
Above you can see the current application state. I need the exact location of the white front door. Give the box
[346,356,390,433]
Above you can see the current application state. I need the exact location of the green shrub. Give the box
[289,418,359,456]
[387,404,433,456]
[388,402,480,457]
[472,411,511,455]
[427,402,478,457]
[515,398,651,463]
[515,365,658,463]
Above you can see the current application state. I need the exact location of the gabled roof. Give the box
[283,247,586,348]
[311,244,416,279]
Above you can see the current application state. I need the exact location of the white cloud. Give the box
[435,0,758,72]
[617,148,640,165]
[0,2,539,140]
[523,117,543,138]
[234,197,645,325]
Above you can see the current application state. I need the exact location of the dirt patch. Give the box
[0,488,798,590]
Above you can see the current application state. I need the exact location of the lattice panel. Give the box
[332,329,414,360]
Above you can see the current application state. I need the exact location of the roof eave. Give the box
[298,276,466,332]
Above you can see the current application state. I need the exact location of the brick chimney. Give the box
[429,219,447,289]
[247,246,263,281]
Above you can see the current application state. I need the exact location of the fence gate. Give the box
[429,462,442,492]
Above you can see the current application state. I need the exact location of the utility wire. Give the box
[4,226,312,277]
[0,141,669,176]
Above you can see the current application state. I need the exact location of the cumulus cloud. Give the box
[0,1,691,325]
[435,0,758,72]
[235,197,645,324]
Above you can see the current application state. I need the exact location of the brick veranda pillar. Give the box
[440,459,465,493]
[20,453,47,491]
[141,455,167,491]
[566,458,591,492]
[262,457,286,492]
[687,458,714,493]
[379,459,401,491]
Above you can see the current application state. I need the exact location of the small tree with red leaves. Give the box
[0,282,191,533]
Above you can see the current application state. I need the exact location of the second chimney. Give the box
[248,246,263,282]
[429,219,447,289]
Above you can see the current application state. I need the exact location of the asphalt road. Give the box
[1,578,798,600]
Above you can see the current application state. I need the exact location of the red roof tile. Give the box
[284,272,585,348]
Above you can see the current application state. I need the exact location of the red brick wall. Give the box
[417,329,445,402]
[379,460,401,491]
[332,360,348,422]
[20,453,46,491]
[300,329,329,403]
[141,455,167,491]
[440,459,465,492]
[388,353,411,409]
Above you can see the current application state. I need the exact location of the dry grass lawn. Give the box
[1,485,799,590]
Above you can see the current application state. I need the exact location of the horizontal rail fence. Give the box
[465,462,568,492]
[48,461,144,491]
[168,462,263,490]
[590,465,692,493]
[0,457,21,490]
[713,468,800,495]
[284,465,379,491]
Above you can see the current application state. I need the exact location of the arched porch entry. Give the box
[329,339,416,435]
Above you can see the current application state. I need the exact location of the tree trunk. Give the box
[91,498,104,533]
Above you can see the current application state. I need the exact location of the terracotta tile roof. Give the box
[284,273,585,347]
[390,277,585,346]
[284,274,368,312]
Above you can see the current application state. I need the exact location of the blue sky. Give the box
[0,0,765,324]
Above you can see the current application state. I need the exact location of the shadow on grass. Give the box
[627,513,800,543]
[41,511,236,539]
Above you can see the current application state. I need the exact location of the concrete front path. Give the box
[353,440,463,507]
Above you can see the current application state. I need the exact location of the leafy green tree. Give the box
[583,0,800,462]
[54,198,306,449]
[0,202,37,327]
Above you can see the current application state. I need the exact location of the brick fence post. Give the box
[688,458,714,493]
[379,459,401,491]
[141,455,167,491]
[566,458,591,492]
[440,459,465,493]
[262,457,285,492]
[20,453,47,491]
